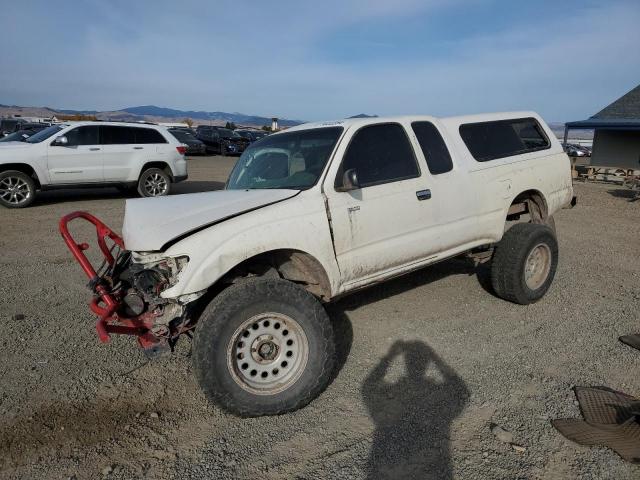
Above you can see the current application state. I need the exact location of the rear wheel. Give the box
[137,168,171,197]
[193,278,335,417]
[491,223,558,304]
[0,170,36,208]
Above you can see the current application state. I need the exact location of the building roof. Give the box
[566,83,640,129]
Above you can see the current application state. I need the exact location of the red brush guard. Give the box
[59,211,163,350]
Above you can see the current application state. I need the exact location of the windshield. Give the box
[26,125,64,143]
[171,130,195,141]
[0,131,30,142]
[218,128,238,138]
[226,127,343,190]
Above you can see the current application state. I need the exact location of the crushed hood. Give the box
[122,189,298,251]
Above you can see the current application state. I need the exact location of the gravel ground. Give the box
[1,156,639,479]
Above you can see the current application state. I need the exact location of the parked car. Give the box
[235,129,269,143]
[0,124,50,143]
[563,143,591,157]
[0,121,188,208]
[195,126,250,155]
[0,119,50,137]
[168,128,207,155]
[60,112,573,417]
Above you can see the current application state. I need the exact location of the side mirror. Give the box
[336,168,360,192]
[54,135,68,146]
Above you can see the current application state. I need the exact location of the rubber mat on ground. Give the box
[552,387,640,463]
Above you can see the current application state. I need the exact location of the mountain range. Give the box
[0,104,304,127]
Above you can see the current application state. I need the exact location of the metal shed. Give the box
[565,84,640,171]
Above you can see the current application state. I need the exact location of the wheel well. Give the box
[140,162,173,180]
[0,163,41,188]
[507,190,548,224]
[218,249,332,301]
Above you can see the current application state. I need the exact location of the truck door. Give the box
[47,125,103,183]
[323,122,441,285]
[409,121,477,253]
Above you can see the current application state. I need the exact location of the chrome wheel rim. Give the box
[0,176,31,205]
[227,312,309,395]
[143,173,168,196]
[524,243,551,290]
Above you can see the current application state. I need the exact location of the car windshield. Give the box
[171,130,195,141]
[218,129,238,138]
[0,131,31,142]
[25,125,64,143]
[226,127,343,190]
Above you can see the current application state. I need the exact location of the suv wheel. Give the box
[137,168,171,197]
[193,278,336,417]
[0,170,36,208]
[490,223,558,304]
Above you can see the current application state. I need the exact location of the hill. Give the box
[0,104,304,128]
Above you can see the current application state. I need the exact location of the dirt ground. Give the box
[1,156,639,479]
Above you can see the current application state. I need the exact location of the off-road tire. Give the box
[491,223,558,304]
[137,168,171,198]
[0,170,36,208]
[193,277,335,417]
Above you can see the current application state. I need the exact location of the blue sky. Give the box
[1,0,639,121]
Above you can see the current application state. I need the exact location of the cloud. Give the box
[0,0,638,121]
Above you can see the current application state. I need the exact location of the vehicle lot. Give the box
[1,156,639,479]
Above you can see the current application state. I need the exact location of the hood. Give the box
[122,189,299,251]
[0,141,32,148]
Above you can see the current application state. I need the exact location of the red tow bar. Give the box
[59,211,159,348]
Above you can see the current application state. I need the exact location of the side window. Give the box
[336,123,419,189]
[459,117,550,162]
[101,126,136,145]
[134,128,167,144]
[64,126,99,146]
[411,122,453,175]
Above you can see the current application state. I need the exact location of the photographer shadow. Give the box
[362,340,469,480]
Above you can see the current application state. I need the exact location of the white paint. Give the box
[122,189,299,251]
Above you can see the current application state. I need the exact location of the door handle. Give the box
[416,189,431,201]
[89,147,101,151]
[133,146,144,150]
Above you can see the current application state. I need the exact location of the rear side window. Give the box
[459,117,550,162]
[65,126,99,146]
[411,122,453,174]
[101,126,136,145]
[135,128,167,144]
[336,123,419,189]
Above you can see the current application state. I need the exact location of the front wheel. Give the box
[137,168,171,197]
[491,223,558,304]
[192,278,335,417]
[0,170,36,208]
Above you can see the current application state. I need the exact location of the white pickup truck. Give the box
[61,112,574,417]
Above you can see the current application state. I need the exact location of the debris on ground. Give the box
[552,386,640,463]
[619,334,640,352]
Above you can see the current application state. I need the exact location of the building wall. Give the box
[591,129,640,170]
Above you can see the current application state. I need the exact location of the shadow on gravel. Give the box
[607,188,639,202]
[362,340,469,480]
[30,180,225,207]
[325,305,354,383]
[336,257,494,311]
[172,180,225,194]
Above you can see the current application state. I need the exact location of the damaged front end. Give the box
[59,211,203,356]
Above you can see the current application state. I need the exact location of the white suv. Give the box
[0,121,188,208]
